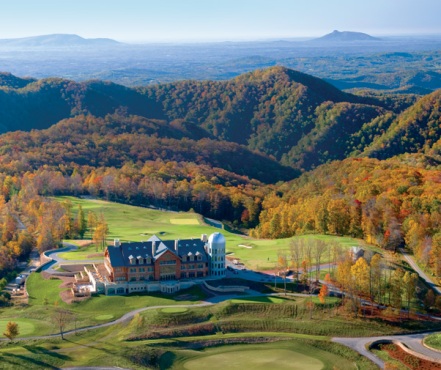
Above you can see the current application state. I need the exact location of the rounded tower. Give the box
[208,232,226,277]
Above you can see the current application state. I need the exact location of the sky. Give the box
[1,0,440,43]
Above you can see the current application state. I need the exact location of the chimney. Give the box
[201,234,208,243]
[175,239,179,253]
[152,241,156,255]
[114,239,120,248]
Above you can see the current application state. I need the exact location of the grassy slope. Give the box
[2,272,205,337]
[57,196,377,270]
[424,333,441,350]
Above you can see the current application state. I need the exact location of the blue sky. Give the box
[1,0,440,42]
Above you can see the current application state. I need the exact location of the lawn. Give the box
[1,272,206,337]
[182,348,323,370]
[55,196,378,269]
[0,319,36,337]
[230,296,286,304]
[0,329,376,370]
[57,243,103,261]
[424,333,441,350]
[171,340,360,370]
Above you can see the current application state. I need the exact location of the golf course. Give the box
[55,196,376,270]
[1,196,439,369]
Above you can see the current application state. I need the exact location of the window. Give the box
[198,264,204,269]
[159,260,176,265]
[130,268,136,273]
[139,268,145,272]
[148,267,153,272]
[181,265,186,270]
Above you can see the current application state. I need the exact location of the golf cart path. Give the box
[3,289,441,370]
[333,331,441,369]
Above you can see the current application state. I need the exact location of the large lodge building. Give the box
[85,232,226,295]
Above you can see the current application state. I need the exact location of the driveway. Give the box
[400,248,441,295]
[42,243,102,274]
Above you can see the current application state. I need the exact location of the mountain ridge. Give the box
[314,30,381,42]
[0,34,121,48]
[0,67,433,172]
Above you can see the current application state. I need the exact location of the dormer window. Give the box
[188,252,194,262]
[182,255,186,262]
[129,255,135,265]
[137,256,143,265]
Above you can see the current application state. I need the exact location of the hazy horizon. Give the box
[2,0,441,43]
[1,31,441,46]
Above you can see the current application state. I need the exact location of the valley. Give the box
[1,30,441,369]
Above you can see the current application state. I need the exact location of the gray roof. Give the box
[107,235,209,267]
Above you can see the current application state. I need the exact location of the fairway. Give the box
[0,319,35,337]
[183,349,323,370]
[230,296,285,304]
[170,218,200,225]
[55,196,379,270]
[161,307,188,313]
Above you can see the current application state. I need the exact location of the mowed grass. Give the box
[230,296,286,304]
[424,333,441,350]
[6,272,206,337]
[170,219,200,225]
[26,273,69,307]
[58,244,103,261]
[182,348,323,370]
[55,196,376,269]
[161,307,188,314]
[0,319,35,337]
[172,340,356,370]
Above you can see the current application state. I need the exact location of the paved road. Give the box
[400,248,441,295]
[334,331,441,369]
[42,243,102,274]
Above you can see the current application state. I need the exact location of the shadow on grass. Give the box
[63,336,119,357]
[22,345,72,361]
[2,352,60,369]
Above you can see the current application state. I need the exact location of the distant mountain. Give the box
[0,72,35,88]
[0,34,121,48]
[314,30,380,42]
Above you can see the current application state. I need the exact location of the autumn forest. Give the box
[1,66,441,282]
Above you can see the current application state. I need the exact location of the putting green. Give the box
[95,314,114,321]
[0,319,35,337]
[183,349,323,370]
[170,219,199,225]
[161,307,188,314]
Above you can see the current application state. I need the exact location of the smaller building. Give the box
[349,246,365,261]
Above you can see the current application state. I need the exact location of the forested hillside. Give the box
[363,89,441,159]
[0,67,418,171]
[0,67,441,278]
[252,156,441,273]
